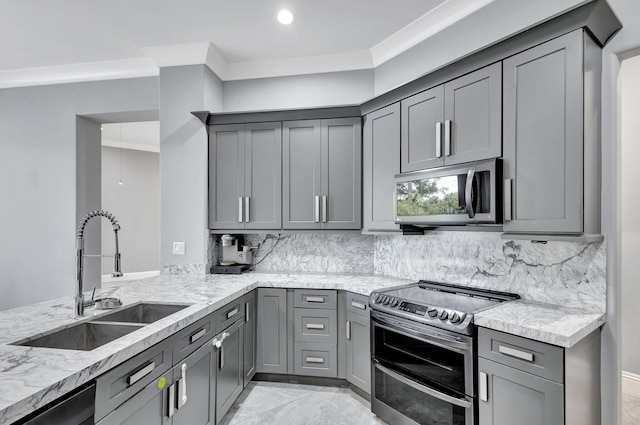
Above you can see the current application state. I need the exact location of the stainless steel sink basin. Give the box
[92,303,190,324]
[14,322,143,351]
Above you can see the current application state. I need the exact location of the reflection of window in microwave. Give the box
[397,175,468,216]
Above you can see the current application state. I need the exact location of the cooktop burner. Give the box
[370,280,519,335]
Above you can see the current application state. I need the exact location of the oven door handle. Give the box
[375,362,472,409]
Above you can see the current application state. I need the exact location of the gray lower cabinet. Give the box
[478,327,601,425]
[283,117,362,230]
[209,122,282,230]
[502,29,601,235]
[171,342,215,425]
[256,288,288,374]
[362,103,401,233]
[345,311,370,393]
[241,290,257,387]
[214,318,244,424]
[401,63,502,173]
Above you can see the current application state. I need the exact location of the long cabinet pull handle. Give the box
[226,307,239,319]
[314,196,320,223]
[245,197,250,223]
[306,323,325,330]
[504,179,513,221]
[351,301,366,310]
[322,196,327,223]
[444,119,452,156]
[305,296,325,303]
[306,357,325,364]
[498,345,534,362]
[190,328,207,344]
[346,320,351,340]
[245,302,250,322]
[220,345,225,370]
[178,363,188,408]
[128,362,155,386]
[238,197,244,223]
[435,122,442,158]
[167,384,176,417]
[479,372,488,402]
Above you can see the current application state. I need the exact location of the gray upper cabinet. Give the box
[401,63,502,173]
[283,118,362,230]
[362,103,401,233]
[209,122,282,230]
[502,30,593,235]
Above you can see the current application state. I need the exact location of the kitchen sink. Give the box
[14,322,143,351]
[91,302,190,324]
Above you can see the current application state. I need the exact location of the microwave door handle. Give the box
[465,169,476,218]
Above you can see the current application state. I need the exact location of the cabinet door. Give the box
[244,122,282,229]
[346,312,370,394]
[215,320,244,424]
[209,124,244,229]
[444,62,502,165]
[256,288,288,374]
[283,120,322,229]
[401,85,445,172]
[478,358,563,425]
[502,31,583,233]
[172,342,215,425]
[96,371,172,425]
[242,291,257,387]
[321,117,362,229]
[363,103,401,232]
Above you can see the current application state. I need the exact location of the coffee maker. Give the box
[211,234,252,274]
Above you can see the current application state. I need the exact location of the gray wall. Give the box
[223,70,374,111]
[101,146,159,275]
[621,54,640,376]
[159,65,222,274]
[0,77,158,310]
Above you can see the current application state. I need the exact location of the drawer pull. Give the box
[167,384,176,417]
[306,356,325,364]
[479,372,488,402]
[306,323,325,330]
[245,302,250,322]
[226,307,239,319]
[190,328,207,344]
[498,345,534,362]
[351,301,366,310]
[305,296,325,303]
[128,362,156,386]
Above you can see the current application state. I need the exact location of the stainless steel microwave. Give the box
[394,159,501,226]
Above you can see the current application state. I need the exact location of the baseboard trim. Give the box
[622,371,640,398]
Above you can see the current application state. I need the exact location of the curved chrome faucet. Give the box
[75,210,123,317]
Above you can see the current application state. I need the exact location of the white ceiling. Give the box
[102,122,160,152]
[0,0,495,87]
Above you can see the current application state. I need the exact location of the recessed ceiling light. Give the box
[277,9,295,25]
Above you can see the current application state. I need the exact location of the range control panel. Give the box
[370,292,467,326]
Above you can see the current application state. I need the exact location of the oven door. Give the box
[371,312,475,425]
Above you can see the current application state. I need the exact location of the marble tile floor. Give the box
[219,381,387,425]
[624,394,640,425]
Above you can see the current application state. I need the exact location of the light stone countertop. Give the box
[0,272,604,424]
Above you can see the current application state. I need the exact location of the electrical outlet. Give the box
[173,242,186,255]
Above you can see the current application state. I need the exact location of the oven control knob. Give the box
[390,298,399,307]
[439,310,449,321]
[427,307,438,318]
[383,296,391,305]
[449,312,461,324]
[374,294,382,303]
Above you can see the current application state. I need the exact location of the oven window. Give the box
[374,324,466,394]
[375,366,468,425]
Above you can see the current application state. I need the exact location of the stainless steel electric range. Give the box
[369,281,519,425]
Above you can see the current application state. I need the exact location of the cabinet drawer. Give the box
[294,289,337,309]
[293,342,337,378]
[294,308,337,343]
[214,299,245,333]
[95,338,172,421]
[478,328,564,383]
[346,292,370,317]
[172,314,215,361]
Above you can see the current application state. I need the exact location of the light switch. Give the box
[173,242,186,255]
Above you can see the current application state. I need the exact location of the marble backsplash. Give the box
[208,231,606,311]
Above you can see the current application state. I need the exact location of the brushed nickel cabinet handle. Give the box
[479,372,488,402]
[305,296,325,303]
[190,328,207,344]
[322,196,327,223]
[306,323,325,330]
[504,179,513,221]
[346,320,352,340]
[444,119,452,156]
[167,384,176,417]
[306,357,325,364]
[435,122,442,158]
[245,302,250,322]
[226,307,239,319]
[498,345,534,362]
[128,362,155,386]
[351,301,366,310]
[314,196,320,223]
[238,197,244,223]
[245,197,250,223]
